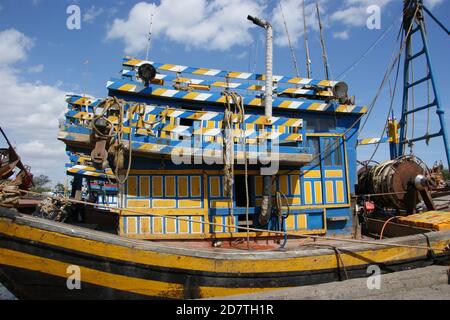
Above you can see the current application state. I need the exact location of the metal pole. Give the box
[247,15,273,117]
[145,13,154,61]
[418,20,450,169]
[315,0,330,80]
[302,0,312,78]
[265,24,273,118]
[247,15,274,225]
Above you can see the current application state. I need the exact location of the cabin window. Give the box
[180,118,195,127]
[323,137,343,167]
[308,137,320,167]
[302,115,336,132]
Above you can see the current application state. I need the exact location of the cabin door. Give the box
[319,137,348,206]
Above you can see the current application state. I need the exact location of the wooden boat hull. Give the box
[0,207,448,300]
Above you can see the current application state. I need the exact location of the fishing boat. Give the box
[0,0,449,300]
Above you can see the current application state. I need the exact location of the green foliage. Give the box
[32,174,52,193]
[53,183,66,195]
[443,169,450,181]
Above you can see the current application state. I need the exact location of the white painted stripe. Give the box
[194,93,212,101]
[287,102,303,109]
[159,90,178,97]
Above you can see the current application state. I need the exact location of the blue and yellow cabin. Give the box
[58,57,367,240]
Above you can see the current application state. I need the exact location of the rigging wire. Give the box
[279,0,301,79]
[358,6,420,164]
[284,5,421,179]
[366,37,403,164]
[337,17,398,80]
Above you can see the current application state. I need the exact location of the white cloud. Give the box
[330,0,394,28]
[0,29,68,183]
[27,64,44,73]
[271,0,322,47]
[424,0,445,9]
[0,29,34,65]
[107,0,266,54]
[83,6,104,24]
[333,30,350,40]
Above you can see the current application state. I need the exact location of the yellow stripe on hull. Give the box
[0,217,439,276]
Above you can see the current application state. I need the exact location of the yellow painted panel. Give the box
[165,176,175,197]
[255,176,263,196]
[127,176,137,197]
[304,170,321,179]
[326,181,335,203]
[178,176,188,198]
[336,181,345,203]
[290,176,301,195]
[279,175,289,195]
[191,176,201,197]
[127,217,137,234]
[152,199,176,208]
[140,217,150,234]
[210,177,220,198]
[178,199,202,208]
[304,181,313,205]
[287,197,301,206]
[296,215,307,229]
[191,216,203,233]
[325,170,343,178]
[127,200,150,208]
[165,218,176,234]
[152,217,163,234]
[214,216,224,233]
[139,176,150,197]
[314,181,323,204]
[179,219,189,234]
[152,176,163,197]
[286,215,295,230]
[210,200,231,208]
[227,216,236,233]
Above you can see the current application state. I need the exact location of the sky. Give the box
[0,0,449,185]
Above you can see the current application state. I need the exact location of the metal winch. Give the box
[357,155,435,212]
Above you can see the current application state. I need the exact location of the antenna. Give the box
[302,0,312,78]
[145,12,154,61]
[315,0,331,80]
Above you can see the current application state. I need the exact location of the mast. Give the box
[315,0,330,80]
[302,0,312,78]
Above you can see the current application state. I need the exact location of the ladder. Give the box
[397,0,450,169]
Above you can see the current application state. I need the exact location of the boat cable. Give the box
[283,7,418,180]
[222,91,236,234]
[278,0,301,80]
[230,91,251,249]
[336,17,398,80]
[379,216,398,240]
[357,4,419,146]
[18,189,449,253]
[365,32,403,164]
